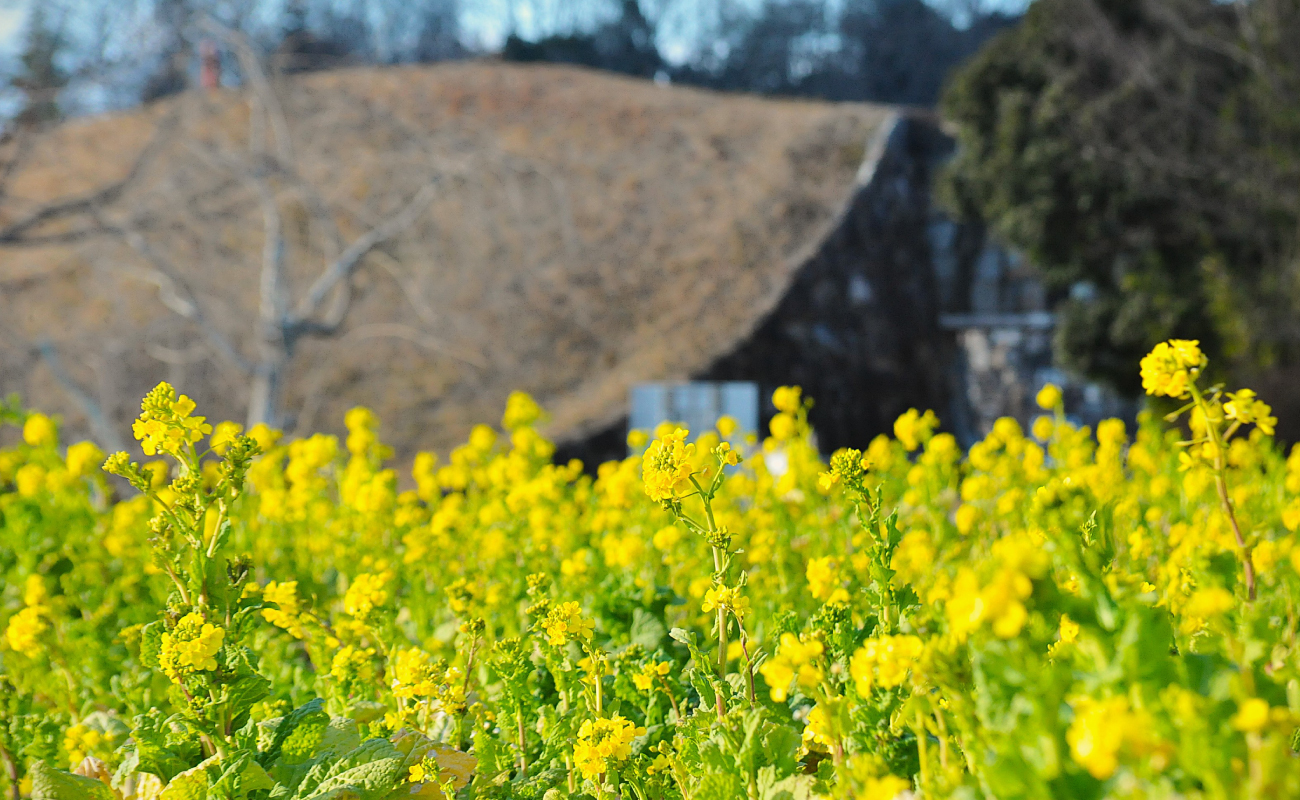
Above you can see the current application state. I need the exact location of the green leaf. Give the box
[260,700,328,768]
[158,759,214,800]
[630,609,667,650]
[128,711,195,782]
[140,622,164,670]
[223,674,272,731]
[295,740,402,800]
[30,760,115,800]
[299,754,403,800]
[208,750,275,800]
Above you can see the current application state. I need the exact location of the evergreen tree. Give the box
[12,7,68,128]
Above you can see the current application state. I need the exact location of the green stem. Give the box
[734,616,756,705]
[1189,383,1256,600]
[516,706,528,778]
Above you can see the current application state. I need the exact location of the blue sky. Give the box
[0,0,1034,57]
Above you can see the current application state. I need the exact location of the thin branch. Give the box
[343,323,487,369]
[35,340,128,454]
[198,15,294,167]
[99,213,254,375]
[0,109,177,245]
[289,182,439,328]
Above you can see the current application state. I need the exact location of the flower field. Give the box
[2,342,1300,799]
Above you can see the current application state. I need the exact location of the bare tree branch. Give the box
[289,182,439,329]
[99,212,254,375]
[35,340,127,453]
[0,109,177,245]
[197,15,294,167]
[343,322,487,369]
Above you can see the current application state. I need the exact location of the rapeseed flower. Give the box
[573,715,645,779]
[1140,340,1206,398]
[642,428,695,503]
[158,613,225,683]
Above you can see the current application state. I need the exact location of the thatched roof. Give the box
[0,62,890,457]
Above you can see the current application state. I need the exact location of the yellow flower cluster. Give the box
[260,581,307,638]
[1139,339,1206,398]
[700,584,750,620]
[892,408,937,452]
[641,428,695,503]
[131,383,213,458]
[22,413,57,447]
[542,601,595,646]
[849,635,923,694]
[157,613,225,683]
[4,604,50,658]
[1066,696,1152,779]
[390,647,446,700]
[62,724,105,767]
[344,572,391,619]
[573,715,646,779]
[759,633,824,702]
[632,661,671,691]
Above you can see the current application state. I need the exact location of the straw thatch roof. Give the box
[0,63,891,457]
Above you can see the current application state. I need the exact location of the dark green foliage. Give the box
[12,7,68,128]
[941,0,1300,395]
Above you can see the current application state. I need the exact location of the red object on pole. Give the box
[200,41,220,90]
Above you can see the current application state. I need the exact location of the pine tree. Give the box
[12,7,68,128]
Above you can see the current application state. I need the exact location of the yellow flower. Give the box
[716,415,739,437]
[642,428,695,503]
[772,386,802,414]
[1139,340,1206,399]
[633,661,671,691]
[573,715,645,779]
[65,441,105,478]
[893,408,938,451]
[15,464,46,497]
[652,526,682,552]
[131,383,213,458]
[1059,614,1080,644]
[502,391,544,431]
[769,413,797,441]
[626,429,649,450]
[954,503,979,535]
[22,413,57,447]
[1067,696,1148,779]
[1223,389,1276,436]
[330,645,377,686]
[1036,383,1063,411]
[1048,613,1080,660]
[850,635,923,694]
[63,723,105,767]
[759,633,824,702]
[209,421,244,455]
[158,613,225,683]
[542,601,594,646]
[802,704,834,749]
[4,605,50,657]
[862,775,911,800]
[1180,586,1234,633]
[1032,415,1054,441]
[261,581,306,637]
[1231,698,1270,733]
[701,585,750,620]
[390,648,445,699]
[344,572,391,619]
